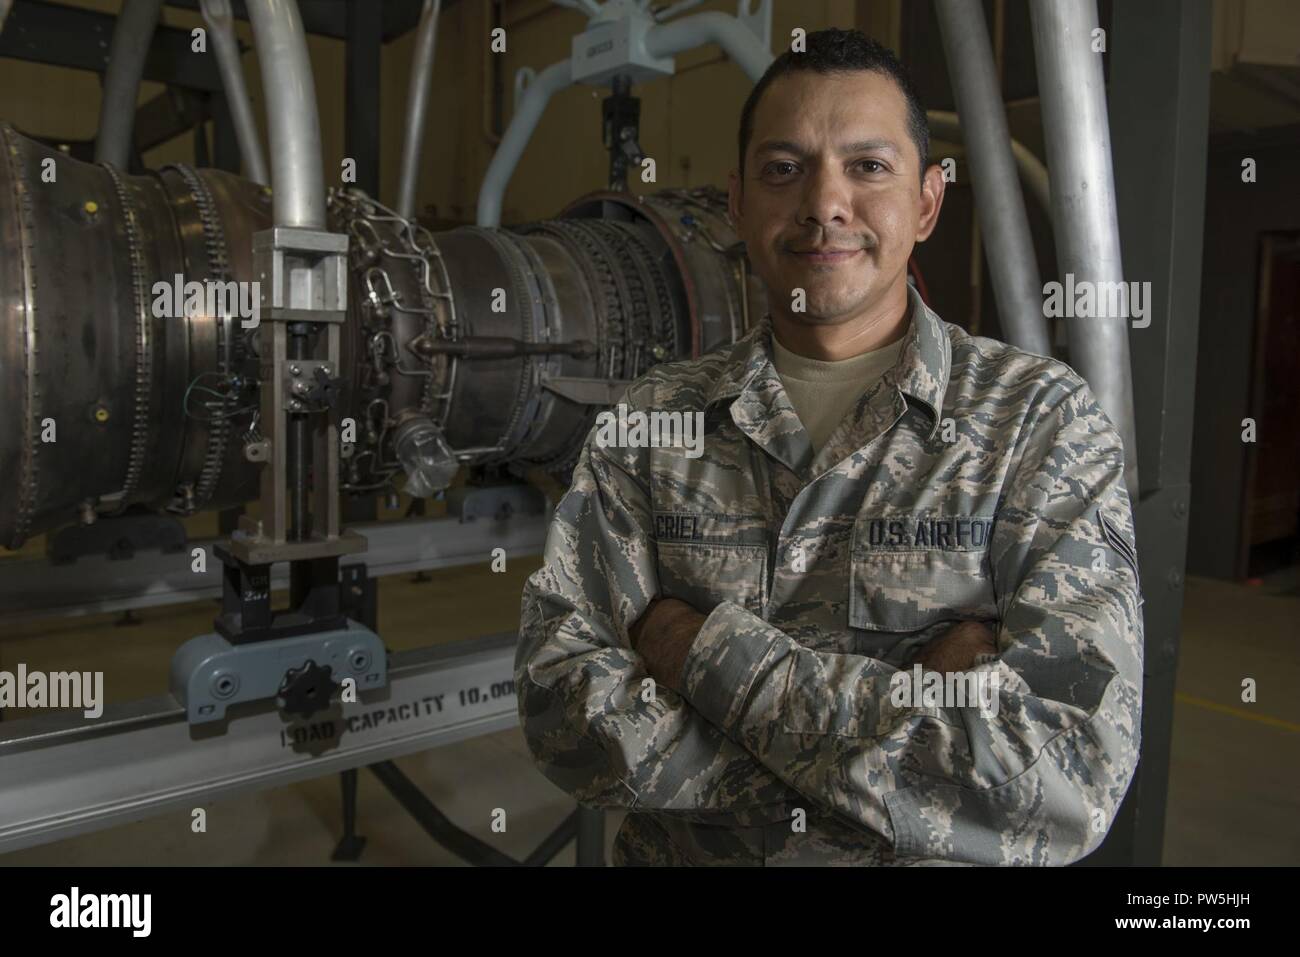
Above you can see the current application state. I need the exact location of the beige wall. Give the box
[0,0,873,224]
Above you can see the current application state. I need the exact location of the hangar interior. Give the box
[0,0,1296,866]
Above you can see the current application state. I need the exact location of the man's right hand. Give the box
[906,620,998,674]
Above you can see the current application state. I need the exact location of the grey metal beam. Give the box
[345,0,383,199]
[211,91,242,172]
[0,514,549,625]
[0,0,225,92]
[131,86,208,153]
[0,633,520,854]
[1077,0,1211,867]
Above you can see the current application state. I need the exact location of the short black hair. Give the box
[737,29,930,186]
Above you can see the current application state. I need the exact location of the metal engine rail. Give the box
[0,633,520,854]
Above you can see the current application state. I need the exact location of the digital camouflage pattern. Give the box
[515,284,1144,865]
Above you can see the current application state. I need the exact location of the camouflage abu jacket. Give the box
[515,284,1144,866]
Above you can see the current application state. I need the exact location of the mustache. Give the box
[781,230,876,253]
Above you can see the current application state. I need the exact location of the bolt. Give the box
[290,364,302,376]
[83,200,98,216]
[1166,568,1183,589]
[93,404,110,423]
[211,671,240,700]
[1173,501,1188,519]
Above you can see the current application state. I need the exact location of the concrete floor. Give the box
[0,559,1295,866]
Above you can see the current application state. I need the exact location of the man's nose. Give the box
[797,163,854,228]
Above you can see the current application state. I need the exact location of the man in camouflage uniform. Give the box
[515,29,1143,865]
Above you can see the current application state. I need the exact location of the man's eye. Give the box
[856,159,885,174]
[766,161,798,176]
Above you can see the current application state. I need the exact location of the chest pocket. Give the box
[654,512,769,617]
[848,515,999,633]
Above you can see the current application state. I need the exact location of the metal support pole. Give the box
[94,0,164,168]
[330,768,367,861]
[245,0,325,228]
[200,0,268,184]
[397,0,442,220]
[1079,0,1211,866]
[345,0,382,200]
[369,760,519,867]
[574,806,606,866]
[935,0,1049,355]
[1029,0,1139,494]
[211,92,242,173]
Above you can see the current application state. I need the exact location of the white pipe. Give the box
[644,10,772,83]
[245,0,325,228]
[397,0,442,219]
[476,58,574,227]
[200,0,269,185]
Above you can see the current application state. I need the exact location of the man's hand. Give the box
[629,597,707,692]
[906,620,998,674]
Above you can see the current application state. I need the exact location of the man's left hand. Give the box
[628,597,706,691]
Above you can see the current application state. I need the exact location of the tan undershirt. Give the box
[771,332,907,455]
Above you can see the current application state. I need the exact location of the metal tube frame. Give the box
[1029,0,1140,493]
[245,0,325,228]
[477,59,575,227]
[200,0,269,185]
[94,0,165,168]
[935,0,1050,355]
[476,2,773,227]
[397,0,442,220]
[643,8,772,82]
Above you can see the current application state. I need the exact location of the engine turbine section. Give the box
[0,125,763,550]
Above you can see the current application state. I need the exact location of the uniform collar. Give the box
[706,283,951,444]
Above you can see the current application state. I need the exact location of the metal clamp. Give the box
[171,621,387,724]
[253,226,349,323]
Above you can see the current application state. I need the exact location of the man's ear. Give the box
[727,168,743,228]
[915,164,946,243]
